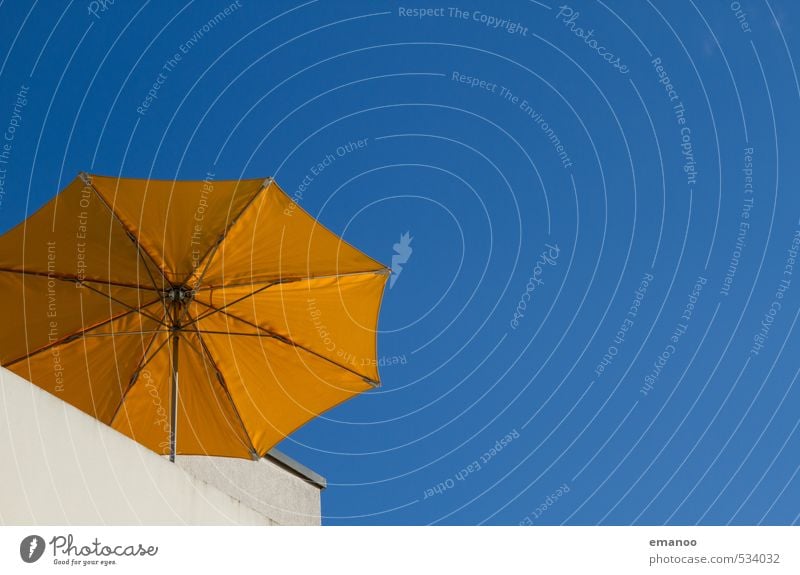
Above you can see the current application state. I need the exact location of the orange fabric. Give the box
[0,173,388,459]
[198,181,385,286]
[89,175,266,285]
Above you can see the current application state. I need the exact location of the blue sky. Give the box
[1,0,799,525]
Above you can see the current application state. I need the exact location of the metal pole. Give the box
[169,332,179,462]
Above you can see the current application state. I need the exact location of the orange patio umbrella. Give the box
[0,173,388,461]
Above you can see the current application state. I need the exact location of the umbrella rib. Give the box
[182,327,260,459]
[79,173,169,295]
[192,300,379,387]
[108,328,170,425]
[182,280,279,327]
[3,297,162,368]
[0,268,157,291]
[195,268,391,291]
[79,281,169,327]
[83,330,170,337]
[185,268,389,328]
[180,177,273,291]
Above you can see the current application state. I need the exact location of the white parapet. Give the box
[0,367,323,526]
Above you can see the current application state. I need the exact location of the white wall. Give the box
[0,367,322,525]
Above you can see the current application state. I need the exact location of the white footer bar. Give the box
[1,526,797,574]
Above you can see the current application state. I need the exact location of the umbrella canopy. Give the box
[0,173,388,460]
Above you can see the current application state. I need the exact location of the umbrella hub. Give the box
[164,286,194,331]
[164,285,194,305]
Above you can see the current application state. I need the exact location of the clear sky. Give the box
[0,0,799,525]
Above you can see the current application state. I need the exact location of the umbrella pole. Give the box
[169,333,179,462]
